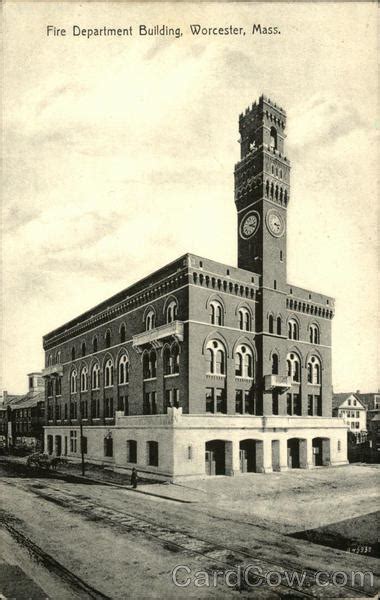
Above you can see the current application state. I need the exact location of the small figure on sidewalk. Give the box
[130,467,138,489]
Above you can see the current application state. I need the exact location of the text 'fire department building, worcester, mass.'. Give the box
[43,95,348,480]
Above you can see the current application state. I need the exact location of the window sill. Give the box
[164,373,179,378]
[206,373,226,378]
[143,377,157,382]
[118,382,129,386]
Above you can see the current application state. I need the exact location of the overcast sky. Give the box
[2,2,378,394]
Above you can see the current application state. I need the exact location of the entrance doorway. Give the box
[205,440,226,475]
[312,438,330,466]
[287,438,301,468]
[239,439,260,472]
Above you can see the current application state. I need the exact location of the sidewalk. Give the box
[0,455,199,504]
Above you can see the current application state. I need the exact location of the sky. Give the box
[2,1,378,394]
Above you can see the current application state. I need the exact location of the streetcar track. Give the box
[0,521,112,600]
[3,477,376,599]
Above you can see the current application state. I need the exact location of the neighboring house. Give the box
[42,94,348,481]
[0,392,24,447]
[0,373,45,450]
[332,393,367,443]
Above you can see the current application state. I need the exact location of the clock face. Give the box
[240,211,260,239]
[266,209,285,237]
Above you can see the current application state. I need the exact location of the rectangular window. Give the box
[286,393,292,416]
[104,397,114,418]
[244,390,254,415]
[151,391,157,415]
[307,395,313,416]
[206,388,214,413]
[64,404,68,419]
[356,411,360,418]
[272,391,279,415]
[337,440,341,451]
[216,388,226,414]
[316,396,322,416]
[127,440,137,463]
[293,394,301,416]
[91,398,100,418]
[187,445,193,460]
[147,441,159,466]
[70,430,77,453]
[81,436,88,454]
[143,392,150,415]
[235,390,243,414]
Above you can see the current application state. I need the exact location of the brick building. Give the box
[43,94,348,479]
[0,373,45,450]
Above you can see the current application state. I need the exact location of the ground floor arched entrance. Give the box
[312,437,330,466]
[287,438,307,469]
[239,439,263,473]
[205,440,232,475]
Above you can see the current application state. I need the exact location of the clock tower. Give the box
[234,95,290,291]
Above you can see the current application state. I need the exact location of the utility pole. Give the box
[80,415,85,476]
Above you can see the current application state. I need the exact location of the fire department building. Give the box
[43,95,348,480]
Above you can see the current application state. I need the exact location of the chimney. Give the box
[356,390,360,394]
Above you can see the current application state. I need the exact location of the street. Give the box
[0,460,379,599]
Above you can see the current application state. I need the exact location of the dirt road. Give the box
[0,460,378,599]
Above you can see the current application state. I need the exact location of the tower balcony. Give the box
[42,364,63,378]
[132,320,184,352]
[263,374,292,392]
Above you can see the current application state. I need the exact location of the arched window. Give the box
[71,347,76,361]
[288,319,299,340]
[166,300,178,323]
[105,330,111,349]
[104,359,114,388]
[309,324,320,345]
[150,351,157,378]
[239,308,251,331]
[235,345,254,378]
[70,370,77,394]
[269,315,274,333]
[80,367,88,392]
[91,363,100,390]
[164,344,180,375]
[276,316,282,335]
[307,356,321,385]
[56,351,61,364]
[81,342,86,357]
[143,351,157,379]
[120,324,126,343]
[270,126,278,150]
[118,354,129,385]
[206,340,226,375]
[270,182,274,198]
[48,354,53,366]
[93,336,98,353]
[145,309,155,331]
[272,353,279,375]
[210,301,224,326]
[287,353,301,383]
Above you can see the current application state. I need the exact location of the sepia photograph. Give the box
[1,1,379,598]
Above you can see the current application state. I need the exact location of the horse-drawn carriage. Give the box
[26,453,68,470]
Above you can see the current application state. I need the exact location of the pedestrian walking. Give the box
[130,467,138,489]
